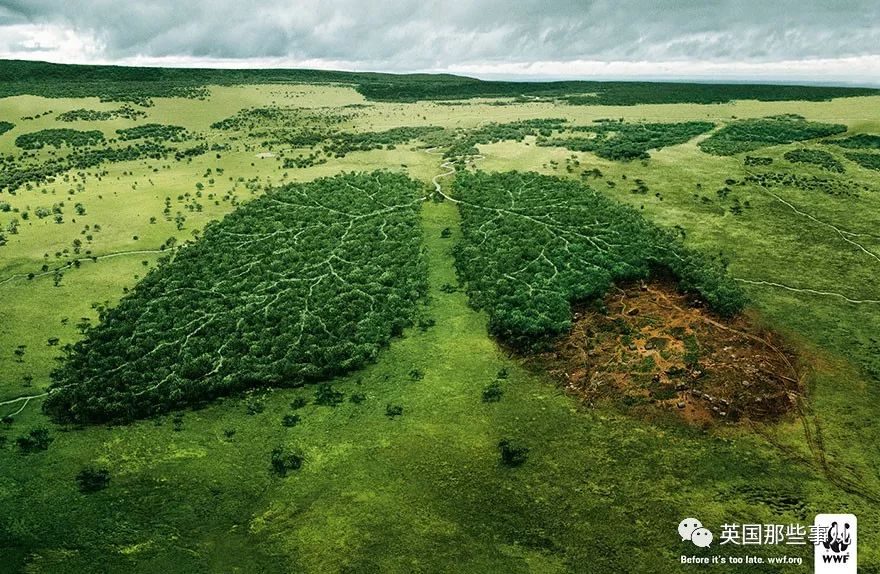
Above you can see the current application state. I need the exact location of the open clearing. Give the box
[531,280,799,425]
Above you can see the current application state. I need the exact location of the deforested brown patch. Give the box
[530,280,801,425]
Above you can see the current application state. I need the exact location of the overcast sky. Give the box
[1,1,878,84]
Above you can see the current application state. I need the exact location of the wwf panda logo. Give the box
[822,521,852,553]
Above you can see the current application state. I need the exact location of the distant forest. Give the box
[1,59,877,106]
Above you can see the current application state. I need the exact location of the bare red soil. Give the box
[529,280,801,425]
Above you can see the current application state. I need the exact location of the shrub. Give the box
[744,156,773,166]
[482,381,504,403]
[15,128,105,149]
[822,134,880,149]
[16,428,53,453]
[116,124,187,141]
[498,439,529,467]
[270,446,305,476]
[844,152,880,171]
[314,384,345,407]
[281,414,301,427]
[246,401,265,415]
[76,467,111,493]
[783,149,844,172]
[57,105,145,122]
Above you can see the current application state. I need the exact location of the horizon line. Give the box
[2,56,879,90]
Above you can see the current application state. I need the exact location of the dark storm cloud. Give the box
[0,0,878,75]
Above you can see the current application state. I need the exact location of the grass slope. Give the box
[0,198,842,573]
[1,80,879,572]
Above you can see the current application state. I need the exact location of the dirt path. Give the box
[734,278,880,305]
[0,248,171,288]
[751,178,880,264]
[0,392,49,418]
[431,161,458,200]
[734,169,880,305]
[428,149,487,202]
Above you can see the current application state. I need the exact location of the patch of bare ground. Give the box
[529,279,801,426]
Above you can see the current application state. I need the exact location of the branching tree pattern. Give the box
[453,171,745,349]
[45,171,428,423]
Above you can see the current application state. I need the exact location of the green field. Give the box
[1,67,879,573]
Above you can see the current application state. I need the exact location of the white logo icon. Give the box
[691,527,714,548]
[679,518,712,547]
[679,518,703,541]
[815,514,856,573]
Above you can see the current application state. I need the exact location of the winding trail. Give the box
[429,153,472,201]
[0,248,170,288]
[731,172,880,304]
[0,392,49,418]
[431,160,460,201]
[744,169,880,264]
[760,187,880,264]
[735,278,880,305]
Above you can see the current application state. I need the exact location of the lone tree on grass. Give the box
[270,446,305,477]
[498,439,529,467]
[76,467,110,493]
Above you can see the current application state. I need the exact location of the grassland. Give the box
[1,78,879,573]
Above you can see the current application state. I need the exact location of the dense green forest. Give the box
[0,120,14,135]
[537,120,715,160]
[783,148,845,172]
[115,123,188,141]
[44,171,428,423]
[323,126,444,157]
[845,151,880,171]
[57,105,147,122]
[1,59,876,106]
[822,133,880,149]
[14,128,106,149]
[358,78,879,105]
[440,118,568,157]
[699,115,848,155]
[452,171,745,349]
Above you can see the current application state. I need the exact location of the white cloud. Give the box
[0,23,103,63]
[0,1,878,85]
[442,56,880,85]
